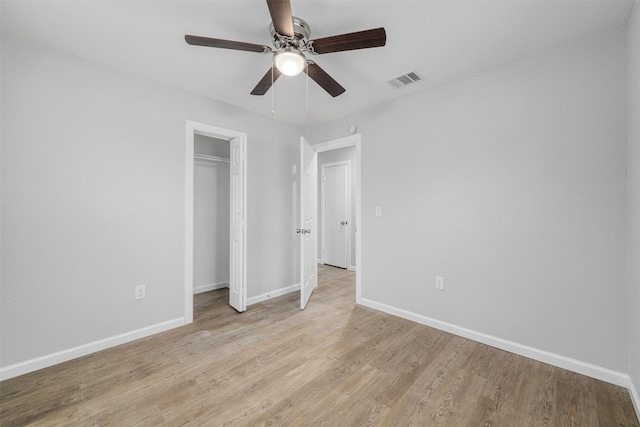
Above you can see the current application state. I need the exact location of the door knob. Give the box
[296,229,302,234]
[340,221,348,225]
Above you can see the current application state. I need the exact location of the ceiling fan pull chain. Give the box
[305,61,309,117]
[271,66,275,116]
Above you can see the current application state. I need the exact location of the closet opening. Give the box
[193,135,230,296]
[184,121,247,323]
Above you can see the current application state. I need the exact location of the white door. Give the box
[322,163,349,268]
[229,137,246,312]
[300,137,318,309]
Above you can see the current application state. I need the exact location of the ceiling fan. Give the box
[185,0,386,97]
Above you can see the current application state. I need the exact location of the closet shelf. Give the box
[194,153,230,167]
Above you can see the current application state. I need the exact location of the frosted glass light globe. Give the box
[274,50,306,76]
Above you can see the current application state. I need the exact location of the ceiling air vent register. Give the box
[387,71,423,88]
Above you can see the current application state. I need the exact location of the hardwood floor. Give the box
[1,265,638,426]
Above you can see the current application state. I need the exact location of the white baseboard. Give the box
[0,317,185,381]
[630,376,640,421]
[317,259,324,264]
[247,283,300,306]
[194,281,228,294]
[358,297,630,387]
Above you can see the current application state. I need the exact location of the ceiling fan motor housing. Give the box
[270,17,311,52]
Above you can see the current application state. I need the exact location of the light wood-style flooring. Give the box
[1,265,638,426]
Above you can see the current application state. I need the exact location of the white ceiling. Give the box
[1,0,634,126]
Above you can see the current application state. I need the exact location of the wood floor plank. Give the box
[1,264,638,426]
[377,336,476,426]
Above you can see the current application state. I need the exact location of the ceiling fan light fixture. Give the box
[274,49,306,76]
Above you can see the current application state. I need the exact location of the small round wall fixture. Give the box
[348,125,357,134]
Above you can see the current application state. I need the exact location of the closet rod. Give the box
[194,153,230,167]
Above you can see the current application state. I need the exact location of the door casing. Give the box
[185,121,247,322]
[310,134,362,302]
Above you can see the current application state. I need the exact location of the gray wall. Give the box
[306,27,628,373]
[627,2,640,403]
[317,146,357,269]
[0,34,303,368]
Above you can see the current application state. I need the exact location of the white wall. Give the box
[317,146,357,269]
[0,34,302,371]
[307,27,628,374]
[194,137,230,292]
[627,1,640,408]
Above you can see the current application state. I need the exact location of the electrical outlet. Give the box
[135,285,146,300]
[435,276,444,291]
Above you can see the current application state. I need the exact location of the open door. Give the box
[229,136,246,312]
[299,137,318,309]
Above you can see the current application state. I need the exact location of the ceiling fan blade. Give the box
[185,35,271,53]
[305,61,345,97]
[250,67,282,96]
[266,0,294,37]
[309,27,386,54]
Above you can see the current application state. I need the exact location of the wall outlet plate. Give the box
[135,285,146,300]
[435,276,444,291]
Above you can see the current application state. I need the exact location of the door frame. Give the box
[311,134,362,303]
[185,120,247,323]
[320,160,351,269]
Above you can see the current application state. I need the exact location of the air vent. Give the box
[387,71,424,88]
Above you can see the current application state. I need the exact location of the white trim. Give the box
[317,259,324,264]
[185,124,195,323]
[313,134,360,152]
[194,281,229,294]
[186,121,248,321]
[359,297,631,387]
[347,265,357,272]
[630,377,640,421]
[0,318,184,381]
[247,283,300,306]
[320,160,351,168]
[311,134,362,303]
